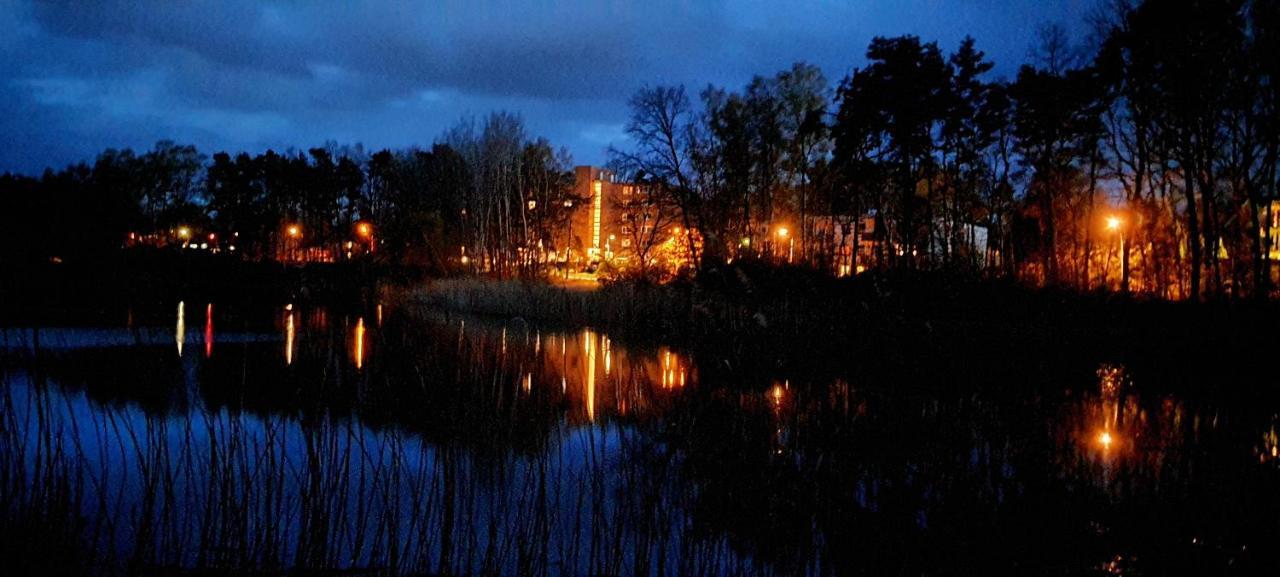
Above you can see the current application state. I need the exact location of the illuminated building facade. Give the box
[568,166,656,270]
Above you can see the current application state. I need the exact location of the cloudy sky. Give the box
[0,0,1091,174]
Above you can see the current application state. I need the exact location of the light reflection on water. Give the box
[175,300,185,356]
[1,303,1279,575]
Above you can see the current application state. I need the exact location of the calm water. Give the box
[2,301,1278,575]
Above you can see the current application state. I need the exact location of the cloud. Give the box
[1,0,1087,174]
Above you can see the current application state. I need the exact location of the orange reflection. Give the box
[1260,422,1279,464]
[660,348,687,389]
[204,303,214,358]
[604,336,611,376]
[1087,364,1130,462]
[354,317,366,370]
[771,383,786,406]
[285,311,295,365]
[584,329,596,422]
[1098,430,1115,450]
[528,327,695,423]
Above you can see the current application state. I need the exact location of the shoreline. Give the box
[407,265,1280,392]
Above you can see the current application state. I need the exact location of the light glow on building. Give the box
[591,179,603,255]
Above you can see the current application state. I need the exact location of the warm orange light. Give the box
[1098,430,1114,449]
[585,330,597,422]
[284,311,295,365]
[287,225,301,238]
[177,226,191,239]
[776,226,789,238]
[1105,216,1122,232]
[591,180,603,251]
[356,222,373,238]
[354,317,365,370]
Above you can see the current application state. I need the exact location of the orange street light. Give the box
[1098,430,1115,450]
[287,225,301,238]
[177,226,191,239]
[1107,214,1129,293]
[356,221,373,239]
[777,226,794,262]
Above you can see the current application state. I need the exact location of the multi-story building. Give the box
[567,166,679,272]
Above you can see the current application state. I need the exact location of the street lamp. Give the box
[284,224,302,263]
[1106,215,1127,293]
[777,226,793,263]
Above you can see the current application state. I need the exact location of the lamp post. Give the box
[286,224,301,262]
[355,221,374,255]
[777,226,792,263]
[1106,216,1127,293]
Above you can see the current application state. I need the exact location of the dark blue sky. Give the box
[0,0,1091,174]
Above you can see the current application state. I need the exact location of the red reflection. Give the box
[204,303,214,358]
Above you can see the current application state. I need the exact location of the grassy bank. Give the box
[411,264,1280,392]
[412,276,694,336]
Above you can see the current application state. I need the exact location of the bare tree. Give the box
[612,86,704,267]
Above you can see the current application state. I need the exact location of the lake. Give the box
[2,300,1278,575]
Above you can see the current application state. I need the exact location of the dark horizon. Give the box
[0,0,1090,175]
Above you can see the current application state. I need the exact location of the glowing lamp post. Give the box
[355,221,374,255]
[777,226,793,263]
[1106,215,1128,293]
[285,224,301,262]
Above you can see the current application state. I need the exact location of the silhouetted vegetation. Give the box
[0,115,576,279]
[4,1,1276,302]
[611,0,1279,300]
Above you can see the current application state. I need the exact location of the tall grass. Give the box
[412,278,693,339]
[0,317,796,577]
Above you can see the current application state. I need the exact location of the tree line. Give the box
[614,0,1278,300]
[0,113,576,275]
[2,0,1276,300]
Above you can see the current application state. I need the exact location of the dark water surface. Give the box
[2,301,1278,575]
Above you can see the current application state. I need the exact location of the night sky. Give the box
[0,1,1091,174]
